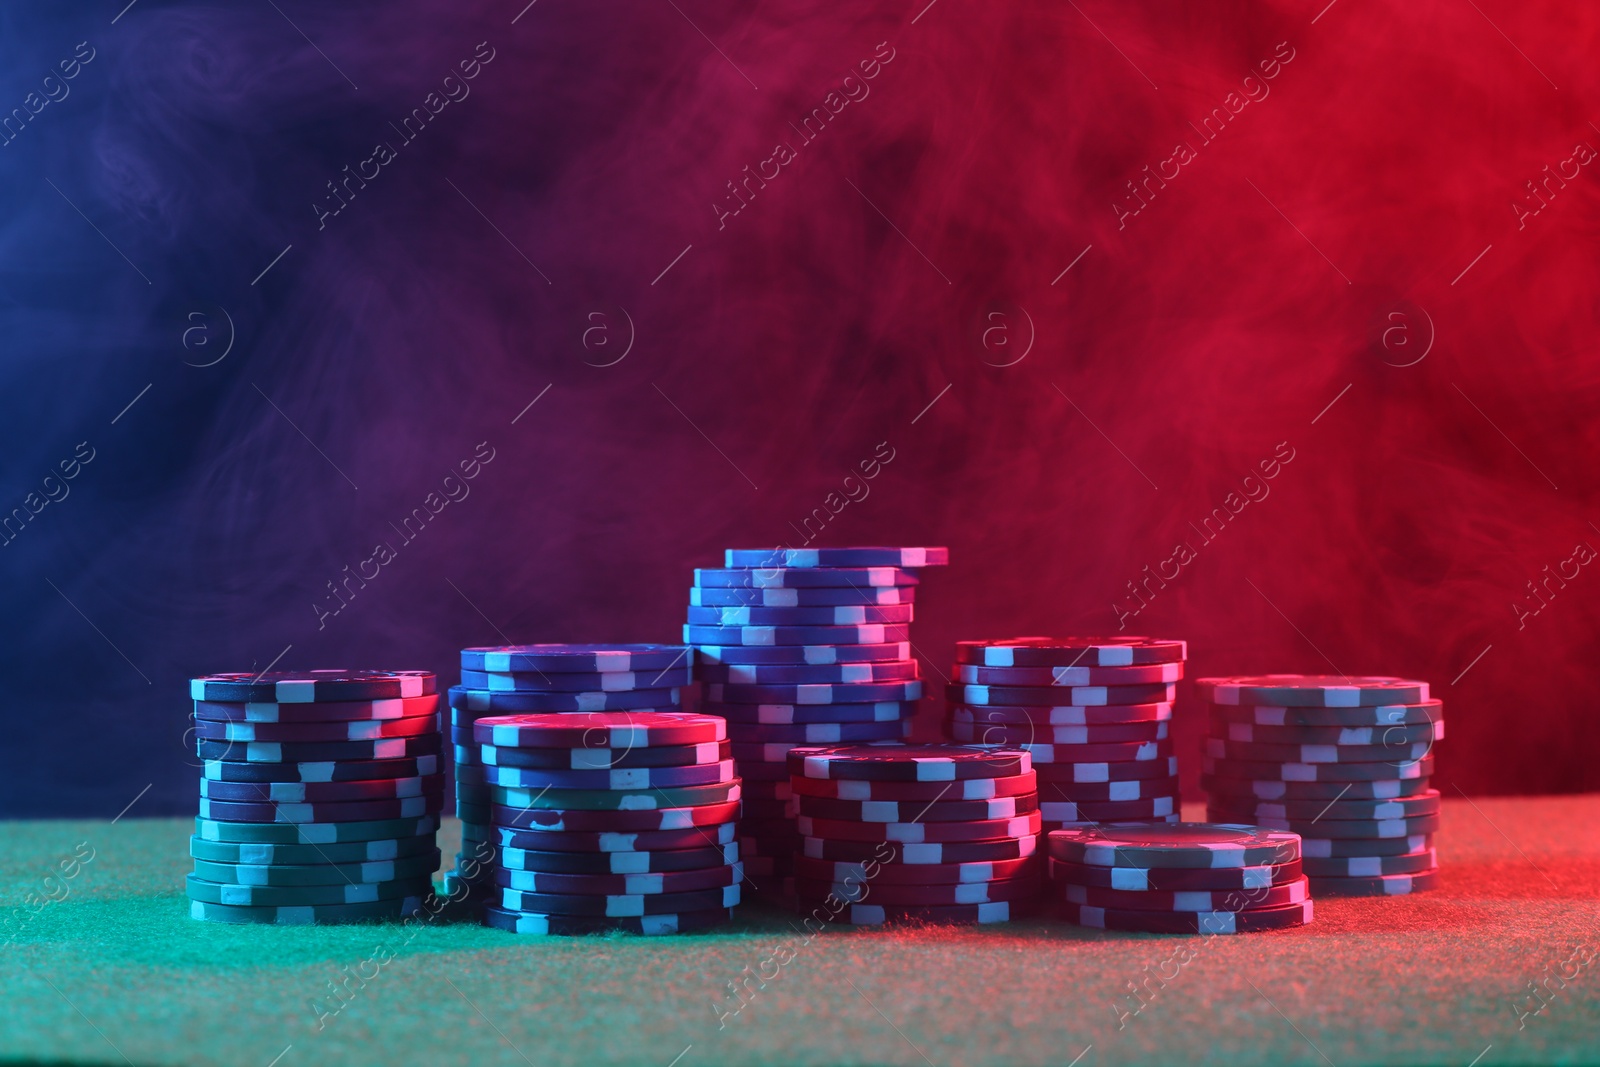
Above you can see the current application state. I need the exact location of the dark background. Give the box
[3,0,1596,818]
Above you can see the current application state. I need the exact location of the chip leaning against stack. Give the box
[945,637,1186,834]
[473,711,742,935]
[1048,822,1313,933]
[187,670,443,924]
[1195,674,1442,896]
[688,547,948,900]
[786,743,1042,925]
[449,643,692,902]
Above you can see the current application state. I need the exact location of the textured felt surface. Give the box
[2,797,1596,1067]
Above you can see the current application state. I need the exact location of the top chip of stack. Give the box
[187,670,444,925]
[473,710,742,936]
[688,547,948,897]
[448,644,692,902]
[1048,822,1313,934]
[1194,674,1441,897]
[945,637,1185,834]
[786,742,1042,925]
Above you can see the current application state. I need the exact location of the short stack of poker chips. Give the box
[447,644,692,902]
[785,743,1042,925]
[473,711,742,935]
[946,637,1186,835]
[688,547,948,897]
[1196,674,1442,897]
[1048,823,1313,933]
[187,670,443,924]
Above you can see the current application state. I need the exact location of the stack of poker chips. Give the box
[687,547,948,896]
[786,743,1042,925]
[945,637,1185,834]
[187,670,443,924]
[475,711,742,935]
[447,644,692,903]
[1049,823,1313,934]
[1196,674,1442,896]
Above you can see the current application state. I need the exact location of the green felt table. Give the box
[2,796,1596,1067]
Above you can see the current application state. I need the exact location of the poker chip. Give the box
[706,700,916,725]
[189,896,428,925]
[460,644,691,673]
[794,875,1042,906]
[796,811,1042,843]
[497,862,742,895]
[196,794,443,824]
[1063,874,1310,912]
[1199,774,1434,801]
[190,670,437,703]
[498,884,742,916]
[698,659,919,684]
[956,662,1184,686]
[1311,868,1441,895]
[1202,737,1434,764]
[193,694,440,723]
[789,744,1030,781]
[202,754,441,783]
[460,669,694,695]
[491,796,742,831]
[691,585,915,607]
[686,603,914,626]
[197,774,444,803]
[802,835,1038,864]
[1049,824,1302,869]
[479,739,732,770]
[482,905,733,936]
[1049,857,1303,891]
[194,733,442,764]
[1204,789,1442,822]
[1299,834,1432,858]
[788,771,1038,802]
[683,623,912,646]
[696,566,919,588]
[1031,756,1180,783]
[695,641,912,665]
[706,680,923,704]
[946,718,1169,744]
[740,778,793,799]
[188,834,438,866]
[1203,809,1441,839]
[1210,701,1443,728]
[727,720,910,744]
[477,759,736,791]
[733,737,915,765]
[190,851,442,887]
[1196,675,1430,707]
[792,794,1037,823]
[1037,797,1176,823]
[494,821,737,853]
[793,855,1040,885]
[974,739,1171,764]
[1059,899,1313,934]
[1206,716,1442,746]
[741,798,793,820]
[186,874,433,907]
[1300,847,1437,877]
[192,714,438,743]
[1031,775,1179,802]
[473,711,726,748]
[805,901,1026,925]
[946,702,1174,726]
[955,636,1187,667]
[498,841,740,874]
[456,677,683,710]
[952,682,1176,707]
[723,547,948,569]
[1201,755,1434,782]
[194,814,440,845]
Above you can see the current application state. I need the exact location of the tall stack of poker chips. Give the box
[187,670,443,924]
[475,711,742,935]
[447,644,692,903]
[945,637,1185,834]
[786,743,1042,925]
[687,547,949,897]
[1196,674,1442,896]
[1048,823,1313,932]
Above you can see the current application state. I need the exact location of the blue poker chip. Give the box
[683,623,910,647]
[695,660,918,684]
[694,567,919,589]
[201,754,441,783]
[704,680,921,705]
[190,670,436,703]
[452,666,693,692]
[690,585,915,607]
[722,547,948,568]
[449,683,682,713]
[476,759,736,791]
[703,699,916,725]
[727,719,911,744]
[695,642,911,665]
[684,604,913,626]
[459,644,691,673]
